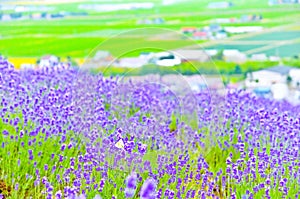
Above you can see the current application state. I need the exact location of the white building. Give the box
[245,65,293,88]
[207,2,233,9]
[205,49,218,56]
[171,49,210,62]
[223,49,247,63]
[215,31,228,39]
[116,57,148,68]
[151,52,181,67]
[269,56,281,62]
[271,83,289,100]
[251,53,268,61]
[39,55,59,68]
[224,26,263,34]
[289,68,300,88]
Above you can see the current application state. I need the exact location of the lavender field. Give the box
[0,56,299,199]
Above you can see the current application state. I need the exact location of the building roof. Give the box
[171,49,209,61]
[265,65,294,75]
[254,87,271,93]
[117,57,148,68]
[181,27,197,32]
[289,68,300,78]
[193,31,207,37]
[208,2,232,8]
[223,49,241,56]
[224,26,263,33]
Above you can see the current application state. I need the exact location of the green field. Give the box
[239,31,300,41]
[259,43,300,57]
[206,29,300,57]
[1,0,300,63]
[207,44,266,52]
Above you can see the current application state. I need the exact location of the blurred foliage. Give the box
[92,59,300,77]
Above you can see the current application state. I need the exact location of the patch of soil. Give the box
[0,180,11,199]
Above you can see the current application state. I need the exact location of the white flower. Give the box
[115,139,125,149]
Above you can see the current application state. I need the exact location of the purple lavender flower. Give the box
[138,143,147,154]
[55,190,62,199]
[125,173,137,198]
[140,178,157,199]
[2,130,9,136]
[61,144,66,151]
[93,195,102,199]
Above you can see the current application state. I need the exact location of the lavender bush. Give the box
[0,56,299,199]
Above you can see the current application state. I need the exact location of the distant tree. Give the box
[287,75,292,84]
[213,50,224,60]
[223,76,230,86]
[234,65,242,74]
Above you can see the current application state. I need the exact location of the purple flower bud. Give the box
[265,178,271,185]
[42,176,48,184]
[2,130,9,136]
[61,144,66,151]
[29,130,38,136]
[59,155,64,162]
[20,130,24,138]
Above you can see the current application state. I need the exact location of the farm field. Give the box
[206,44,266,52]
[238,31,300,41]
[203,29,300,57]
[258,43,300,57]
[207,42,300,57]
[0,0,300,65]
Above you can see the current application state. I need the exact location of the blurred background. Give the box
[0,0,300,101]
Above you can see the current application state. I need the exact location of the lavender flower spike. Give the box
[93,195,102,199]
[140,178,157,199]
[125,173,137,198]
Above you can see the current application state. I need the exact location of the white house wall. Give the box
[289,69,300,88]
[245,70,286,88]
